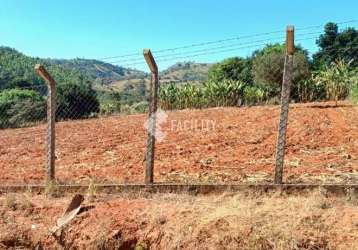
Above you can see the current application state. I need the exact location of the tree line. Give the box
[159,22,358,110]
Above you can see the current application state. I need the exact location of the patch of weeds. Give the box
[45,180,60,198]
[134,243,148,250]
[3,193,34,214]
[345,187,358,205]
[4,193,17,211]
[87,180,99,202]
[20,197,34,216]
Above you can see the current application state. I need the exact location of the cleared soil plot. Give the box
[0,101,357,185]
[0,191,357,249]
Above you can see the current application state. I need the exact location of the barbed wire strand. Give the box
[106,30,329,65]
[97,19,358,61]
[120,36,313,67]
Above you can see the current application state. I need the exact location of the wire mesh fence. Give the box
[1,22,358,186]
[0,82,151,185]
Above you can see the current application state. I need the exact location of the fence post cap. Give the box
[35,64,56,86]
[286,25,294,31]
[143,49,158,73]
[286,25,295,55]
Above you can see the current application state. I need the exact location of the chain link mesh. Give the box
[275,54,294,184]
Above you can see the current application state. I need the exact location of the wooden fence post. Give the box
[143,49,159,184]
[274,26,294,184]
[35,64,56,182]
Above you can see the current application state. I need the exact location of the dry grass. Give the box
[87,180,99,202]
[44,180,60,198]
[138,191,358,249]
[3,193,33,212]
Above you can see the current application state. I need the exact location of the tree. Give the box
[313,22,358,68]
[208,57,253,84]
[56,82,100,119]
[0,89,46,128]
[252,44,311,99]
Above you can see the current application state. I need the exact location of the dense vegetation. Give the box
[313,23,358,68]
[0,88,46,128]
[159,23,358,110]
[0,22,357,128]
[0,47,149,128]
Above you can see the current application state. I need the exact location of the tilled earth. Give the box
[0,101,357,185]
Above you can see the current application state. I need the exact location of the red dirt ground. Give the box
[0,191,357,249]
[0,101,357,185]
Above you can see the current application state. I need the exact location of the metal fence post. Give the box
[274,26,294,184]
[143,49,159,184]
[35,64,56,182]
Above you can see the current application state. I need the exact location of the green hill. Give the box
[51,58,147,84]
[160,62,211,83]
[0,47,209,92]
[0,47,90,89]
[0,46,149,89]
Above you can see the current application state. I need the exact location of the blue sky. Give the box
[1,0,357,71]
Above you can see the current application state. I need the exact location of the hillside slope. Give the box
[161,62,211,82]
[0,47,211,93]
[51,58,147,83]
[102,62,212,91]
[0,47,90,89]
[0,46,147,88]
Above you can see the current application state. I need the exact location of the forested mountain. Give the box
[0,47,209,90]
[0,47,90,89]
[0,47,149,89]
[50,58,147,84]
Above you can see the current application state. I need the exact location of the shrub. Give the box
[178,83,204,109]
[56,82,99,120]
[208,57,253,84]
[252,44,311,96]
[293,79,326,103]
[131,101,148,113]
[97,90,122,115]
[159,83,180,110]
[243,86,267,105]
[159,80,246,110]
[203,80,245,107]
[0,88,46,128]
